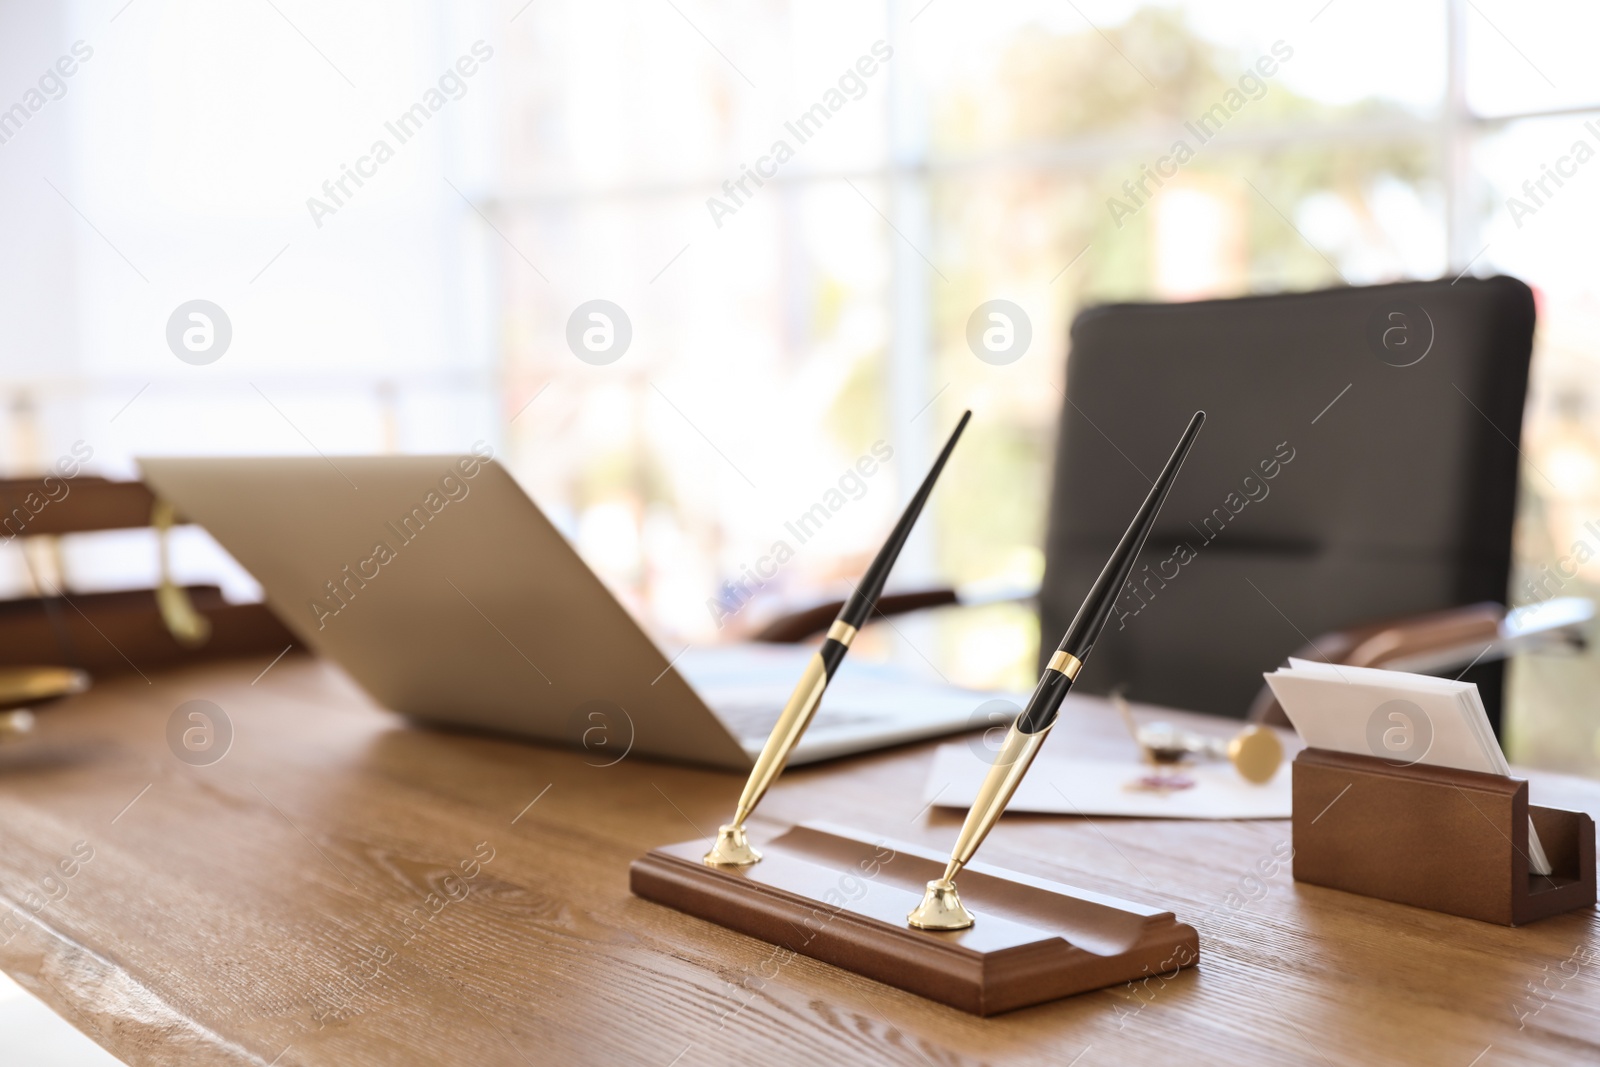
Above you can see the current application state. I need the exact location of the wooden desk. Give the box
[0,655,1596,1065]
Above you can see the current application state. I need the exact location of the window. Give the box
[4,0,1596,770]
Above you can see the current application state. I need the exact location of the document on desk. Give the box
[1265,659,1552,875]
[922,742,1293,820]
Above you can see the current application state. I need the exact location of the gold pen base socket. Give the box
[703,824,762,867]
[906,879,974,930]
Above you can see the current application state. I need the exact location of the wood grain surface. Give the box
[0,654,1596,1066]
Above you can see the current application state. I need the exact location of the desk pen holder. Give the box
[1292,748,1596,926]
[631,821,1198,1016]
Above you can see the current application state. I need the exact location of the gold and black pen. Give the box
[704,411,972,866]
[908,411,1204,929]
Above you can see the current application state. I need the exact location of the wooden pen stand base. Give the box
[1293,748,1597,925]
[630,821,1198,1016]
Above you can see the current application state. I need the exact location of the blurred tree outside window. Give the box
[3,0,1594,773]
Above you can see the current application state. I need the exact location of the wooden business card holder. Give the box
[1292,748,1597,925]
[630,821,1198,1015]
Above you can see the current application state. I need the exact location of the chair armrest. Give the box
[749,579,1043,643]
[1340,601,1504,669]
[1247,598,1594,726]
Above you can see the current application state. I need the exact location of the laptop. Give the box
[139,453,996,770]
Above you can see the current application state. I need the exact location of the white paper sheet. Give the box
[923,741,1292,820]
[1264,661,1551,874]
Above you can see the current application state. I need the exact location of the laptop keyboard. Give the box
[714,702,889,741]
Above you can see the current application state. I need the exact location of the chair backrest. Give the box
[1038,276,1535,719]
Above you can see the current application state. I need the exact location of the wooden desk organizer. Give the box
[1292,748,1596,925]
[631,821,1198,1016]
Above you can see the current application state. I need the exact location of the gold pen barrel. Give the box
[907,721,1054,930]
[938,654,1078,885]
[943,722,1053,879]
[734,651,829,825]
[704,640,840,866]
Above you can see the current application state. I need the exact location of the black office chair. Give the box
[755,276,1590,735]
